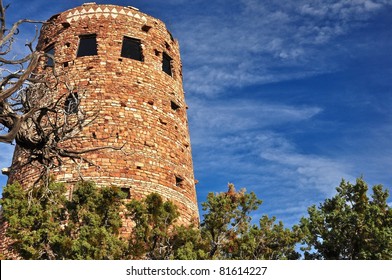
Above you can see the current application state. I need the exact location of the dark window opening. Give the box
[45,45,55,67]
[64,92,79,114]
[121,37,143,61]
[171,101,180,111]
[77,34,97,57]
[120,188,131,199]
[165,42,171,50]
[61,22,71,28]
[162,53,172,76]
[175,176,184,187]
[142,25,152,32]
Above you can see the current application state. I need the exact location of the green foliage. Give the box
[231,216,301,260]
[300,177,392,259]
[200,184,300,259]
[0,181,66,259]
[61,181,127,259]
[200,183,261,258]
[0,180,126,259]
[170,225,209,260]
[11,178,389,260]
[124,184,300,260]
[126,193,179,259]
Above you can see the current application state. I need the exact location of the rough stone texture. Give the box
[3,3,199,252]
[0,212,20,260]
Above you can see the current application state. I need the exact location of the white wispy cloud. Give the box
[174,0,391,96]
[188,97,351,199]
[188,98,322,143]
[259,141,354,196]
[189,106,353,225]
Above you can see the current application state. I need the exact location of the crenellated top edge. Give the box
[64,5,148,23]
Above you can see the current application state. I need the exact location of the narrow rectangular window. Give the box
[121,37,143,61]
[45,45,55,67]
[77,34,97,57]
[162,52,172,76]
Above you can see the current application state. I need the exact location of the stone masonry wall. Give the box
[7,4,199,226]
[0,212,20,259]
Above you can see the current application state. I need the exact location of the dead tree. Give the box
[0,0,44,143]
[0,1,122,184]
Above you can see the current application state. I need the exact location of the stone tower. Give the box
[6,3,198,225]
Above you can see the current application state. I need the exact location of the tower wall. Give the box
[7,4,198,225]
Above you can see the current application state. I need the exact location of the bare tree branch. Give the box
[0,1,125,185]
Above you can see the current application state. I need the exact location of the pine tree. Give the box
[300,177,392,259]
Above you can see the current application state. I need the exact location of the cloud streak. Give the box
[189,97,352,201]
[189,98,322,140]
[173,0,392,96]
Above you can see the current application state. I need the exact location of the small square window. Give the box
[121,37,143,61]
[162,52,172,76]
[45,45,55,67]
[77,34,97,57]
[64,92,79,114]
[175,176,184,187]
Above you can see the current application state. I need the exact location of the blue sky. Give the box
[1,0,392,227]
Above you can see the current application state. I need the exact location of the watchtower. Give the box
[7,3,198,225]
